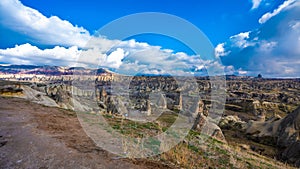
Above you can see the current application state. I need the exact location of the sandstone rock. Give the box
[149,92,167,109]
[146,99,151,116]
[193,114,226,142]
[1,85,59,108]
[277,106,300,147]
[219,115,245,130]
[245,119,281,138]
[157,93,167,109]
[245,106,300,166]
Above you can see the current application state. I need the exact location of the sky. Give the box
[0,0,299,77]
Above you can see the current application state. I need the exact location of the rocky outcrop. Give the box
[277,106,300,147]
[156,93,167,109]
[281,142,300,166]
[244,116,281,147]
[244,106,300,166]
[0,85,23,96]
[192,99,226,142]
[277,106,300,166]
[193,113,226,142]
[0,84,59,107]
[219,115,246,130]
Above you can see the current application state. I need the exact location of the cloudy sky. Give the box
[0,0,299,77]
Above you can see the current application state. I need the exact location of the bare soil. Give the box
[0,97,172,169]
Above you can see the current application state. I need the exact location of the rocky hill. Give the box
[0,71,299,168]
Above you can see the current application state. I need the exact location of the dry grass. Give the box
[82,110,297,168]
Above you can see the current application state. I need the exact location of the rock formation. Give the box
[244,106,300,166]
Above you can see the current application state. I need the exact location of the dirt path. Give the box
[0,97,171,169]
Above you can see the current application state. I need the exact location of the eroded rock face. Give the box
[276,107,300,166]
[0,85,23,96]
[219,115,246,130]
[0,84,59,107]
[225,79,299,122]
[244,106,300,166]
[277,106,300,147]
[44,83,96,111]
[245,116,281,137]
[157,93,167,109]
[193,114,226,142]
[281,142,300,166]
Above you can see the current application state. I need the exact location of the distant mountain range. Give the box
[1,65,298,80]
[0,65,112,76]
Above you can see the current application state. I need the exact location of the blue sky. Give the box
[0,0,299,77]
[1,0,284,48]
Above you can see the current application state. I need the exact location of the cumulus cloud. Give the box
[251,0,263,9]
[217,1,300,77]
[0,40,228,76]
[0,0,90,47]
[0,43,130,69]
[105,48,128,69]
[0,0,227,76]
[259,0,296,24]
[0,43,82,66]
[215,43,230,57]
[229,32,254,48]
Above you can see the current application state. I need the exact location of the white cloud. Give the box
[258,41,277,52]
[105,48,128,68]
[0,0,226,76]
[0,41,226,76]
[0,43,82,66]
[215,43,230,57]
[0,0,91,47]
[237,68,248,75]
[110,40,217,76]
[218,1,300,77]
[229,31,254,48]
[251,0,263,9]
[259,0,296,24]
